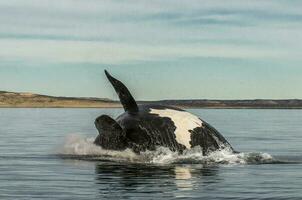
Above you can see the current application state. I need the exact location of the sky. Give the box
[0,0,301,100]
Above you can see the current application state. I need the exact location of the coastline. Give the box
[1,103,302,109]
[1,91,302,109]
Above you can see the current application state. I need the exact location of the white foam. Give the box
[149,108,203,149]
[58,134,274,165]
[59,134,138,162]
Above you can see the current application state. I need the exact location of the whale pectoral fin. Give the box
[95,115,122,133]
[104,70,139,114]
[94,115,126,149]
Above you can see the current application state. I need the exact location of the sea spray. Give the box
[59,134,139,162]
[58,134,275,165]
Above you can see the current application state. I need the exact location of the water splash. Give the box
[58,134,138,162]
[58,134,275,165]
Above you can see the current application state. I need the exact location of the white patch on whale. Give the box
[150,108,203,149]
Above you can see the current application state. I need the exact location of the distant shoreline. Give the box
[1,91,302,109]
[1,105,302,109]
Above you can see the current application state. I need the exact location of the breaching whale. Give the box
[94,70,236,155]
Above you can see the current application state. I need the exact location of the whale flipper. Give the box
[105,70,138,114]
[94,115,123,133]
[94,115,126,150]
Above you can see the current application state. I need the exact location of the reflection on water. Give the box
[174,165,220,191]
[94,162,220,198]
[174,166,193,191]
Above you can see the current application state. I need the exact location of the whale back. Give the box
[115,105,234,154]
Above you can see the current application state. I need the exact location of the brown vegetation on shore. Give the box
[1,91,302,108]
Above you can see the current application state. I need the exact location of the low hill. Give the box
[1,91,302,108]
[0,91,119,108]
[152,99,302,109]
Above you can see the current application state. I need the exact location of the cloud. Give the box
[0,0,302,64]
[1,38,295,64]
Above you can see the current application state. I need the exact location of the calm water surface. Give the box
[0,108,301,199]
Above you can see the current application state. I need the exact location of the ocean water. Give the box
[0,108,301,199]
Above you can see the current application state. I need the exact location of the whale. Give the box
[94,70,236,155]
